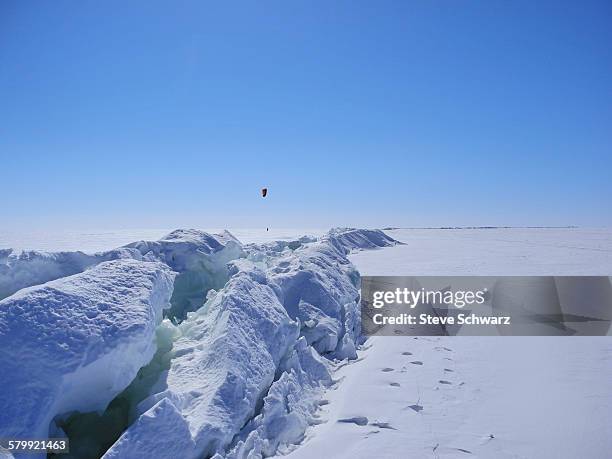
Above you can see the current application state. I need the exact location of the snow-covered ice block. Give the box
[224,337,333,458]
[0,228,269,302]
[124,229,243,271]
[0,259,175,442]
[298,299,342,354]
[125,229,245,319]
[0,248,141,300]
[102,398,195,459]
[267,241,362,359]
[106,264,299,459]
[325,227,400,254]
[245,235,318,257]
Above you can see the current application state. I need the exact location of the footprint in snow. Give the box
[438,380,452,385]
[381,367,394,372]
[401,351,413,356]
[338,416,368,426]
[478,434,496,445]
[389,382,400,387]
[370,421,396,430]
[435,346,453,352]
[406,404,423,412]
[434,444,472,455]
[444,368,454,372]
[410,361,423,365]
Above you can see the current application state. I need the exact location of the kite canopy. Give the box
[261,188,268,198]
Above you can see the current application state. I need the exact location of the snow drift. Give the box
[0,259,175,444]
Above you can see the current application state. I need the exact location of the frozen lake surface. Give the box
[352,227,612,275]
[2,227,611,458]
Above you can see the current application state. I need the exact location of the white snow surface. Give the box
[284,228,612,459]
[350,227,612,275]
[0,259,175,442]
[2,227,610,459]
[285,335,612,459]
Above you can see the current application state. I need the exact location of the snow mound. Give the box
[325,228,400,254]
[0,259,175,442]
[125,229,245,319]
[0,247,141,300]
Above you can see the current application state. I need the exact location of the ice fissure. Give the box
[0,228,399,459]
[50,320,180,459]
[52,230,248,458]
[124,229,246,321]
[103,228,398,459]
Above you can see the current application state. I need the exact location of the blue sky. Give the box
[1,0,611,230]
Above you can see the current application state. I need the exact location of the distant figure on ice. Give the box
[261,187,268,231]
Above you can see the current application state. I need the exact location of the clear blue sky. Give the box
[1,0,611,230]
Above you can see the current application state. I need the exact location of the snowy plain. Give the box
[285,228,612,459]
[351,228,612,275]
[0,227,611,459]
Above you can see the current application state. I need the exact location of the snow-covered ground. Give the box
[285,228,612,459]
[1,227,610,459]
[351,228,612,275]
[285,335,612,459]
